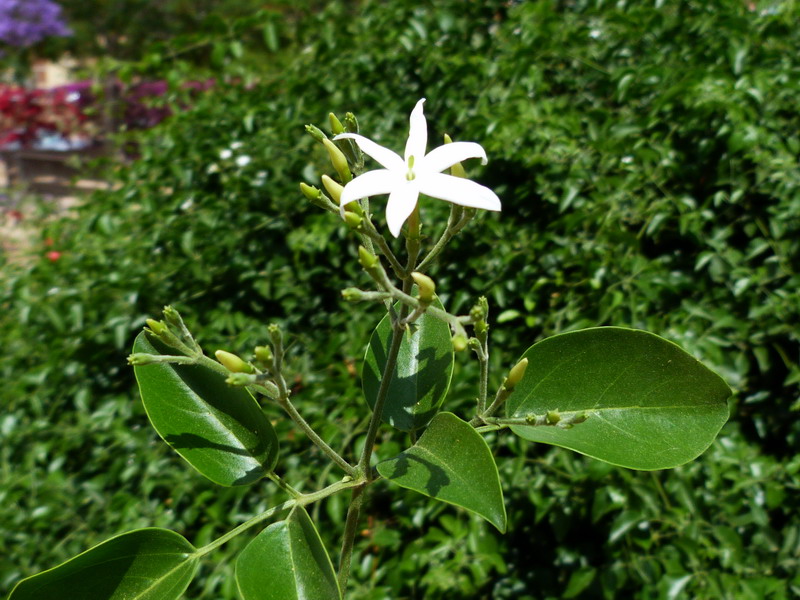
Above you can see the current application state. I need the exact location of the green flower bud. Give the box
[452,334,468,352]
[322,138,352,183]
[505,357,528,390]
[470,297,489,322]
[305,124,327,143]
[341,287,363,302]
[226,372,257,386]
[358,246,378,269]
[146,318,166,335]
[546,410,561,425]
[254,345,273,364]
[215,349,253,373]
[329,112,345,135]
[127,353,159,366]
[570,412,589,425]
[268,324,283,347]
[162,305,185,328]
[321,174,343,204]
[300,182,322,201]
[411,272,436,303]
[344,112,358,133]
[344,211,362,229]
[474,319,488,336]
[444,133,467,178]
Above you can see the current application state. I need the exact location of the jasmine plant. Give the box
[9,99,731,600]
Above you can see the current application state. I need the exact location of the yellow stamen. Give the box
[406,155,416,181]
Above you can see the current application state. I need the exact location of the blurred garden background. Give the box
[1,0,799,598]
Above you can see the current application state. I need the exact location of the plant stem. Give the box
[475,423,506,434]
[194,477,361,557]
[268,333,357,476]
[337,485,366,591]
[478,384,511,423]
[335,317,404,590]
[416,206,473,272]
[384,283,468,338]
[197,353,237,378]
[268,472,303,499]
[358,319,405,474]
[338,256,412,590]
[405,204,422,270]
[362,218,405,278]
[477,341,489,413]
[278,391,357,477]
[480,411,591,428]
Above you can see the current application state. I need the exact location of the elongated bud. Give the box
[478,296,489,317]
[227,372,257,386]
[146,319,166,335]
[344,211,362,229]
[570,412,589,425]
[162,305,185,329]
[505,357,528,390]
[322,138,352,183]
[300,182,337,212]
[300,182,322,201]
[329,112,345,135]
[321,174,343,204]
[452,334,468,352]
[344,112,358,133]
[268,323,283,347]
[411,272,436,303]
[305,124,327,143]
[128,353,162,366]
[358,246,378,269]
[341,288,363,302]
[215,349,253,373]
[255,345,273,364]
[443,133,467,178]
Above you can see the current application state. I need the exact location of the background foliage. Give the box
[1,0,799,598]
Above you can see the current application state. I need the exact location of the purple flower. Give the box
[0,0,71,48]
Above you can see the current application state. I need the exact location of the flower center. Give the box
[406,155,416,181]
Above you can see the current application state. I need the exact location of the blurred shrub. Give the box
[2,0,799,598]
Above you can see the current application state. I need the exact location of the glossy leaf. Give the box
[377,412,506,532]
[236,506,341,600]
[9,528,197,600]
[362,296,454,431]
[133,332,279,486]
[506,327,731,470]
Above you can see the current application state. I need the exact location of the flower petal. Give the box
[385,182,421,237]
[418,173,501,211]
[334,133,404,171]
[339,169,401,218]
[404,98,427,164]
[420,141,488,174]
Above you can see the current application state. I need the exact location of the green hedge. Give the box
[2,0,799,598]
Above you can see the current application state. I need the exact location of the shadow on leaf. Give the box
[381,452,451,498]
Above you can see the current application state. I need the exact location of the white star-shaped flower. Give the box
[334,98,501,237]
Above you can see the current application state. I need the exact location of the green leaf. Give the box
[236,506,341,600]
[362,297,454,431]
[377,412,506,532]
[132,332,279,486]
[9,528,197,600]
[506,327,731,470]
